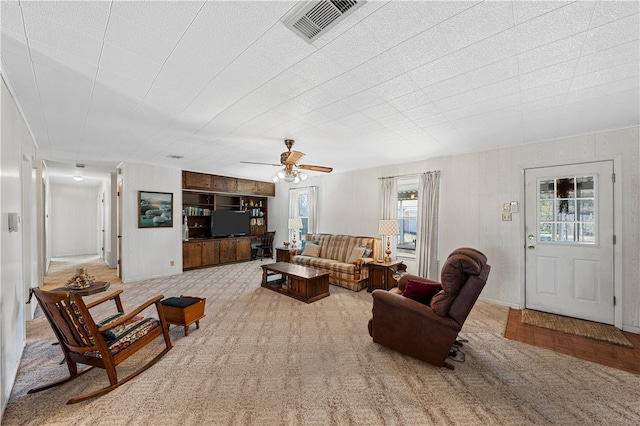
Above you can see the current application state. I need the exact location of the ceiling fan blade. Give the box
[282,150,305,165]
[298,164,333,173]
[240,161,281,167]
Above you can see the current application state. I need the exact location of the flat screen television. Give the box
[211,210,250,238]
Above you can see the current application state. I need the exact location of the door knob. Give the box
[527,244,535,250]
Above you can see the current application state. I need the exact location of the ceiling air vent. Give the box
[284,1,365,43]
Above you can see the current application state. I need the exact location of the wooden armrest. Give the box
[86,290,124,310]
[98,295,164,332]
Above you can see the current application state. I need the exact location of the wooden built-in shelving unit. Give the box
[182,171,275,270]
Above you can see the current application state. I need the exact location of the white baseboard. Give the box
[622,324,640,334]
[122,270,183,284]
[478,296,520,310]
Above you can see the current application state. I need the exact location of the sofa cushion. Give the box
[319,235,374,262]
[302,243,321,257]
[291,255,355,275]
[402,279,442,305]
[346,246,366,263]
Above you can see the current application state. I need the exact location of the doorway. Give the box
[524,161,614,324]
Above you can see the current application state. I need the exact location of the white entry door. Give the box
[525,161,614,324]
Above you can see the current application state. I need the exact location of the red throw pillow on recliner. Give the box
[402,279,442,305]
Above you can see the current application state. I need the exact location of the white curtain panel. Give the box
[416,171,440,280]
[307,186,318,235]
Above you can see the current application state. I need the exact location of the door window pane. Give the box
[555,223,575,242]
[557,200,575,221]
[578,199,594,222]
[576,177,594,197]
[539,200,553,221]
[539,180,554,199]
[538,175,596,244]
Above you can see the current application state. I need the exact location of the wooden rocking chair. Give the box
[29,288,173,404]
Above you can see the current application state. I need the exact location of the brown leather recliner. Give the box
[368,248,490,369]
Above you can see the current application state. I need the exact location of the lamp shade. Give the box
[288,217,303,230]
[378,219,399,236]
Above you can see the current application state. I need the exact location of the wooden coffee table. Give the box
[261,262,329,303]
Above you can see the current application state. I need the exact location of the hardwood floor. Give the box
[505,308,640,375]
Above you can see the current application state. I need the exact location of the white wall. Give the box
[103,173,118,268]
[20,129,38,322]
[50,183,100,257]
[119,163,183,283]
[273,127,640,332]
[0,76,38,419]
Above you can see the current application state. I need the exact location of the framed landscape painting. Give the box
[139,191,173,228]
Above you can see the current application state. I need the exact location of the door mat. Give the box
[521,309,633,348]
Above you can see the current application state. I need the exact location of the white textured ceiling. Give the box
[1,1,638,182]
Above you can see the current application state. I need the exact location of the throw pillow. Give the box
[347,246,366,263]
[359,245,373,258]
[402,279,442,305]
[302,243,321,257]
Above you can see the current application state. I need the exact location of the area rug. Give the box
[521,309,633,348]
[4,260,640,425]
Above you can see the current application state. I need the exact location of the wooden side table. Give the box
[367,261,406,292]
[161,295,206,336]
[275,247,297,263]
[50,281,111,296]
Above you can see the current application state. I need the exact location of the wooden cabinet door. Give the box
[237,179,257,194]
[219,239,237,263]
[236,238,252,261]
[183,242,202,269]
[202,240,219,265]
[183,172,213,190]
[212,175,237,192]
[288,276,305,297]
[256,181,275,196]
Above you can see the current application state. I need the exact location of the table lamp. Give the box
[378,220,399,263]
[288,217,303,249]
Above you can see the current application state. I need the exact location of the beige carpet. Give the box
[3,260,640,425]
[521,309,634,348]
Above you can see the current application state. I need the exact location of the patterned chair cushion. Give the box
[68,300,160,358]
[101,316,160,357]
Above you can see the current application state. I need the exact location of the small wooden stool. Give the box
[161,295,206,336]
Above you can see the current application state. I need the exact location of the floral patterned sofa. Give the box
[289,233,382,291]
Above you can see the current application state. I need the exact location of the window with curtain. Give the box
[397,177,418,255]
[289,186,317,242]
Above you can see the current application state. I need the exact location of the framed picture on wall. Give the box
[138,191,173,228]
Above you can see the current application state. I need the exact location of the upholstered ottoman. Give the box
[161,295,206,336]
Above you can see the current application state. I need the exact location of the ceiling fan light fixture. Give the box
[301,173,308,181]
[277,171,285,179]
[272,176,279,183]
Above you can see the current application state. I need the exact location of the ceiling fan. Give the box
[241,139,333,183]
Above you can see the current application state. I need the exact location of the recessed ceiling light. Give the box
[72,176,84,181]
